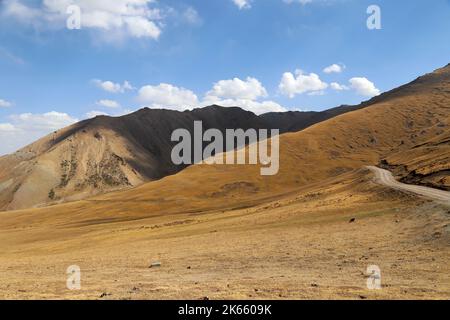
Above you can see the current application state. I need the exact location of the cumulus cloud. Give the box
[93,79,134,93]
[137,76,286,114]
[2,0,163,39]
[232,0,251,10]
[85,110,109,118]
[203,76,286,114]
[0,123,18,132]
[283,0,314,5]
[323,63,345,74]
[138,83,199,111]
[0,99,13,108]
[206,77,268,101]
[183,7,202,25]
[96,99,120,108]
[114,108,135,117]
[9,111,78,132]
[85,108,136,119]
[330,82,349,91]
[279,69,328,98]
[0,111,79,155]
[307,90,325,96]
[233,0,317,9]
[349,77,380,97]
[2,0,41,21]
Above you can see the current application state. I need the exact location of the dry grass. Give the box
[1,65,450,299]
[0,170,448,300]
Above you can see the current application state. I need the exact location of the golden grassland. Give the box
[0,65,449,299]
[0,169,448,299]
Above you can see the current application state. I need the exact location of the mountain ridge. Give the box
[0,102,364,211]
[1,63,449,211]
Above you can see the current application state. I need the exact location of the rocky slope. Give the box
[0,104,361,211]
[1,63,449,211]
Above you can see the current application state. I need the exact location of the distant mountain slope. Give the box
[374,64,450,190]
[6,63,448,226]
[0,106,264,211]
[0,103,360,211]
[1,63,449,212]
[79,63,449,220]
[260,104,361,133]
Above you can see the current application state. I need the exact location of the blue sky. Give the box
[0,0,450,155]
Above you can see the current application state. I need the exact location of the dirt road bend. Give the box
[367,166,450,204]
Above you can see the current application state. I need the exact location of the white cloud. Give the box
[279,69,328,98]
[123,15,161,39]
[0,99,13,108]
[96,99,120,108]
[232,0,251,10]
[2,0,41,21]
[323,63,345,74]
[283,0,314,5]
[307,90,325,96]
[2,0,163,39]
[0,111,79,155]
[0,123,18,132]
[203,76,286,114]
[206,77,268,101]
[137,77,286,115]
[330,82,349,91]
[93,79,134,93]
[138,83,199,111]
[85,108,136,119]
[86,110,109,118]
[235,0,316,9]
[115,108,135,116]
[9,111,78,132]
[183,7,202,25]
[349,77,380,97]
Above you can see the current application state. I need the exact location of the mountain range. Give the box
[0,64,449,213]
[0,64,449,299]
[0,99,365,211]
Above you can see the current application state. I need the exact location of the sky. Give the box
[0,0,450,155]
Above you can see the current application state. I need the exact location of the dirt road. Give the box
[367,166,450,203]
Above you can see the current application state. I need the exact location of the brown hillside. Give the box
[1,64,448,226]
[1,64,449,213]
[0,103,362,211]
[0,65,449,299]
[81,63,449,220]
[0,106,270,211]
[382,128,450,190]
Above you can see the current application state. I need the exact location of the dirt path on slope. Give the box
[367,166,450,204]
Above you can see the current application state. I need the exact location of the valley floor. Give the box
[0,169,449,299]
